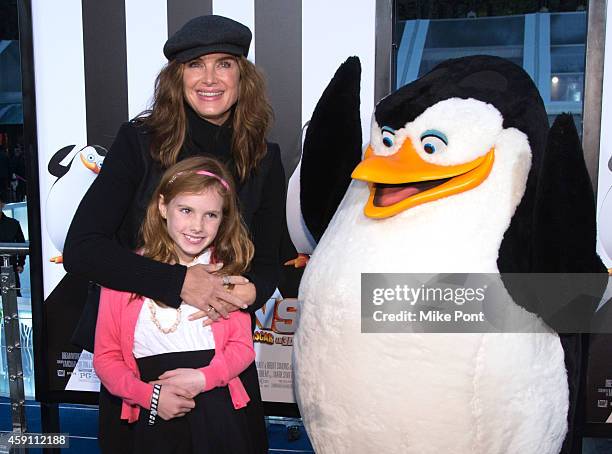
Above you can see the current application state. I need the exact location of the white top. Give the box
[133,250,216,359]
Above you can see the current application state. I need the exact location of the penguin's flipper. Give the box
[301,56,362,242]
[531,113,607,329]
[531,113,610,454]
[533,113,605,273]
[48,145,77,178]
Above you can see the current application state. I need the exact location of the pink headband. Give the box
[168,169,230,190]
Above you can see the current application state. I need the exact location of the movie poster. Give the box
[586,0,612,425]
[30,0,307,405]
[597,0,612,270]
[254,291,298,402]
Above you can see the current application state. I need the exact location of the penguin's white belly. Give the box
[294,182,568,454]
[46,170,97,252]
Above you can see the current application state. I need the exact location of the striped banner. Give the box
[82,0,129,148]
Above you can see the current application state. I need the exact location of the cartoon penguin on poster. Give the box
[45,144,106,262]
[598,155,612,267]
[292,56,607,454]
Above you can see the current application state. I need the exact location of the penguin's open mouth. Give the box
[352,141,495,219]
[373,178,451,207]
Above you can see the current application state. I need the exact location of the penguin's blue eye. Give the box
[420,130,448,155]
[86,154,95,162]
[423,143,437,154]
[381,126,396,148]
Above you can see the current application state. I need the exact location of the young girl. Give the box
[93,156,256,454]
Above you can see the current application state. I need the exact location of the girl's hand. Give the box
[181,264,249,318]
[189,282,256,325]
[152,368,206,399]
[156,384,196,420]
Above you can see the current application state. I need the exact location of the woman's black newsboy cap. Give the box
[163,15,252,62]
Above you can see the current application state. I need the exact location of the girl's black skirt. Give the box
[98,359,267,454]
[99,349,259,454]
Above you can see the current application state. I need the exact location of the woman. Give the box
[63,14,284,454]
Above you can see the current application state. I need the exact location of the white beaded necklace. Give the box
[148,301,181,334]
[146,251,209,335]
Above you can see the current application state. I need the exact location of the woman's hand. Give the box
[152,368,206,399]
[189,281,256,325]
[156,384,196,420]
[180,263,249,319]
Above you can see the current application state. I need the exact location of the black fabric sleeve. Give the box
[244,144,286,313]
[63,123,186,308]
[14,220,26,268]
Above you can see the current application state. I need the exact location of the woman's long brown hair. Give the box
[138,56,273,182]
[140,156,254,276]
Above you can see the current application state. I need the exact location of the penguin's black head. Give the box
[352,55,547,218]
[375,55,548,162]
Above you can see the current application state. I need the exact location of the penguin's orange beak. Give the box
[351,140,494,219]
[80,154,101,174]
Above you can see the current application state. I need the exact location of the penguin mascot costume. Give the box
[292,55,607,454]
[45,144,106,262]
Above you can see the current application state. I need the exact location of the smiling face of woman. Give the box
[182,53,240,125]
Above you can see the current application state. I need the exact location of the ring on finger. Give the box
[205,306,214,313]
[222,275,230,286]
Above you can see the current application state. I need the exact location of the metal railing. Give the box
[0,242,29,436]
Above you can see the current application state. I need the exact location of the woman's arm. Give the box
[181,264,249,318]
[63,123,247,312]
[244,144,286,313]
[185,144,286,320]
[63,123,186,307]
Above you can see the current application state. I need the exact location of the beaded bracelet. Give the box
[148,384,161,426]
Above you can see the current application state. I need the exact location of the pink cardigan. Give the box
[93,286,254,423]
